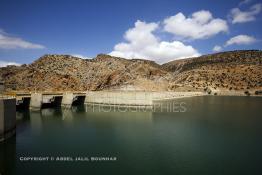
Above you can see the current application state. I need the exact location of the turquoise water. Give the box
[1,96,262,175]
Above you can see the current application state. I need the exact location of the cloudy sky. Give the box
[0,0,261,66]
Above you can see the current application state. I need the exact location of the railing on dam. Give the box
[0,94,15,100]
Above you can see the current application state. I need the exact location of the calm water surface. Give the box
[1,96,262,175]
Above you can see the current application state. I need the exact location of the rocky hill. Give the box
[163,50,262,93]
[0,50,261,94]
[0,54,171,91]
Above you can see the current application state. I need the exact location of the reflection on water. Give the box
[0,96,262,175]
[0,137,16,175]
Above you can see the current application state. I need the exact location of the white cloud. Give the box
[225,35,256,46]
[0,60,21,67]
[163,10,228,40]
[230,3,262,24]
[213,45,222,52]
[71,54,91,59]
[239,0,252,6]
[213,34,257,51]
[109,20,200,64]
[0,30,45,49]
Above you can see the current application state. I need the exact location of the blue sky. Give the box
[0,0,261,65]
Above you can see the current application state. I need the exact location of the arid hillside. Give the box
[163,50,262,93]
[0,54,171,91]
[0,50,261,94]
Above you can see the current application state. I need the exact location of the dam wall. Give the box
[85,91,153,106]
[0,98,16,142]
[85,91,204,106]
[10,91,204,110]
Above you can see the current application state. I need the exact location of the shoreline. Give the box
[207,89,262,97]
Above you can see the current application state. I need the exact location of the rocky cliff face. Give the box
[0,50,261,92]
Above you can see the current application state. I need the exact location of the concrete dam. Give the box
[14,91,204,109]
[2,91,205,111]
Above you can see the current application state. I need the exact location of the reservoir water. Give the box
[1,96,262,175]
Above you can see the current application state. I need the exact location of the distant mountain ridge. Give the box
[162,50,261,72]
[0,50,261,93]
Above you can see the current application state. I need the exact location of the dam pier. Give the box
[0,96,16,142]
